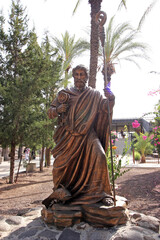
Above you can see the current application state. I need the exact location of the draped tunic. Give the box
[50,86,114,205]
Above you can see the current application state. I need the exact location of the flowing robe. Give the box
[50,87,114,205]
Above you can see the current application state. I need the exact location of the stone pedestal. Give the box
[41,195,129,228]
[41,204,82,228]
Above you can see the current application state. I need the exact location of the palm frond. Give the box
[110,23,133,58]
[117,55,147,68]
[105,16,115,62]
[117,0,127,10]
[52,30,89,83]
[138,0,157,30]
[112,42,148,61]
[72,0,82,15]
[102,15,149,74]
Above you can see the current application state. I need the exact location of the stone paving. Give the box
[0,157,54,179]
[0,207,159,240]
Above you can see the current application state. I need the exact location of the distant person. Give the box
[31,150,36,159]
[120,130,125,139]
[24,147,30,161]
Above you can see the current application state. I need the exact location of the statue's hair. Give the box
[72,65,89,80]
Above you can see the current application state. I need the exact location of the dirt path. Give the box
[115,168,160,219]
[0,166,159,219]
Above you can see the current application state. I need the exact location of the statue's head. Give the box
[72,65,88,91]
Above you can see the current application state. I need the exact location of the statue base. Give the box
[41,195,128,228]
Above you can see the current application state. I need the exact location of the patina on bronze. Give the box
[42,64,115,209]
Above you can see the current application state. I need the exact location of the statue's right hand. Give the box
[57,104,68,114]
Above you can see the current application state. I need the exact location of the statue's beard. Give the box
[74,80,86,91]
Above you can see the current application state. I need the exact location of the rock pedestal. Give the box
[41,204,82,228]
[1,207,159,240]
[41,195,129,228]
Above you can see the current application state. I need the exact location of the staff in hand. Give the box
[96,11,116,206]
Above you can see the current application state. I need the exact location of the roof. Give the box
[112,118,152,132]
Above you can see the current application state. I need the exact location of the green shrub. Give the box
[133,132,153,159]
[106,125,130,183]
[134,151,141,160]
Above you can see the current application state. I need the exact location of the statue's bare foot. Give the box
[102,197,114,206]
[42,186,71,208]
[52,186,71,202]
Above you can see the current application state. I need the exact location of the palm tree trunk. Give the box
[88,0,102,88]
[141,154,146,163]
[9,141,16,183]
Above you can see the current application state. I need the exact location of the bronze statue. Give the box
[42,65,115,209]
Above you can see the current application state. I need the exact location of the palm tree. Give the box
[133,132,153,163]
[73,0,157,88]
[73,0,127,88]
[88,0,102,88]
[101,16,149,83]
[52,31,89,87]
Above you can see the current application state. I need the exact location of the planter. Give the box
[0,156,4,164]
[135,160,140,164]
[26,163,36,173]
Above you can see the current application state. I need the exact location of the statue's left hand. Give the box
[104,88,115,101]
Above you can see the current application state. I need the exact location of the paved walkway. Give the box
[0,157,54,179]
[0,156,159,179]
[121,155,160,168]
[125,161,160,168]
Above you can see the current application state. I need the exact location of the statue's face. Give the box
[73,69,87,91]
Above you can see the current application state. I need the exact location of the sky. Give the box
[0,0,160,120]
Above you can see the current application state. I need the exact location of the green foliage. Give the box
[0,1,62,153]
[103,16,149,69]
[133,132,153,158]
[0,0,89,164]
[142,100,160,155]
[134,151,141,160]
[106,150,130,184]
[151,101,160,155]
[152,129,160,155]
[52,31,89,86]
[106,125,130,183]
[0,0,31,146]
